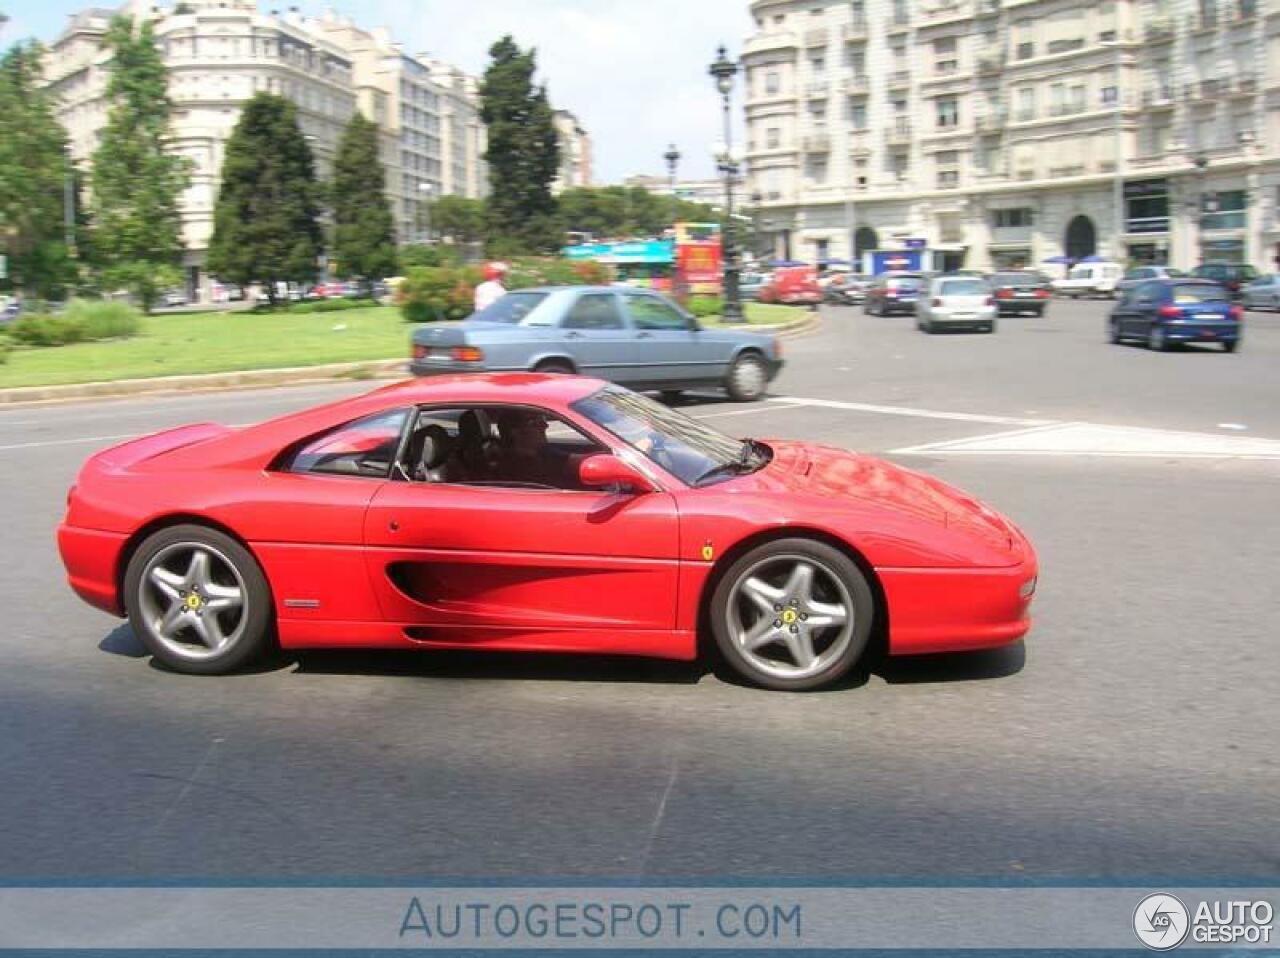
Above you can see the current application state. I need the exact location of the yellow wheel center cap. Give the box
[185,594,203,611]
[781,609,798,625]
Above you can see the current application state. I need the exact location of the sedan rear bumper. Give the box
[1159,320,1240,343]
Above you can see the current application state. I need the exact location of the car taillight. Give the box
[996,288,1013,299]
[1229,305,1244,320]
[984,296,994,306]
[1035,289,1050,299]
[451,346,484,362]
[1157,305,1180,318]
[412,343,427,360]
[886,289,898,298]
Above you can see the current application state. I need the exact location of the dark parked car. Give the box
[863,273,924,316]
[410,286,784,402]
[989,271,1052,316]
[1189,263,1258,299]
[1108,278,1242,352]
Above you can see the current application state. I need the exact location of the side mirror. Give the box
[577,454,655,494]
[686,315,701,331]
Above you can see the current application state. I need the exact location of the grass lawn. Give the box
[0,301,811,389]
[704,303,810,328]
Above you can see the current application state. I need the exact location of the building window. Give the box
[992,208,1034,227]
[936,98,959,128]
[766,127,780,149]
[1101,86,1118,105]
[850,101,867,128]
[937,169,959,188]
[1016,41,1035,60]
[765,71,780,95]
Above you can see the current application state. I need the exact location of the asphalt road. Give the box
[1,297,1278,881]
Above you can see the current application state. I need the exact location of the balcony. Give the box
[1230,73,1258,95]
[973,0,1002,17]
[1142,86,1175,108]
[887,12,912,33]
[1144,18,1175,43]
[922,0,971,24]
[848,134,873,158]
[802,133,831,153]
[886,120,912,145]
[743,31,799,58]
[806,80,829,99]
[992,225,1033,243]
[976,53,1006,75]
[842,17,869,42]
[844,74,870,96]
[1187,78,1229,100]
[1049,102,1087,117]
[888,70,911,89]
[974,111,1007,131]
[1047,163,1087,177]
[804,27,829,48]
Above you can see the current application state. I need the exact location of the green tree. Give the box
[479,36,561,254]
[556,186,719,240]
[0,42,76,299]
[90,16,190,311]
[208,93,323,304]
[331,112,396,293]
[428,195,487,246]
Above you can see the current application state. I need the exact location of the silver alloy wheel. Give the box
[724,554,855,681]
[136,542,248,663]
[730,356,767,400]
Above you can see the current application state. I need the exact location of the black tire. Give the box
[1108,319,1122,344]
[534,359,575,375]
[659,390,683,404]
[724,351,768,402]
[1223,339,1238,353]
[709,537,875,691]
[922,319,934,334]
[123,524,273,675]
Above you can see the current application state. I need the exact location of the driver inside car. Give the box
[490,408,578,488]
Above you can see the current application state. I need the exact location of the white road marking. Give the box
[0,432,141,452]
[1217,423,1248,430]
[769,396,1057,427]
[893,422,1280,460]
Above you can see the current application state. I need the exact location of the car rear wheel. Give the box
[709,538,874,691]
[534,359,575,375]
[1148,325,1168,352]
[124,525,273,675]
[1109,319,1122,344]
[1223,339,1239,353]
[724,352,768,402]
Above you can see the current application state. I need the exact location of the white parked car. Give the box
[1052,262,1125,298]
[915,275,997,334]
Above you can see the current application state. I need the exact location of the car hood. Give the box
[735,440,1020,557]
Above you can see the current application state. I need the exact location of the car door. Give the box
[1132,281,1163,335]
[362,405,682,642]
[1115,283,1146,336]
[621,292,722,387]
[554,291,633,381]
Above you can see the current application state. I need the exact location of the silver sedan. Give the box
[1241,274,1280,312]
[915,276,998,334]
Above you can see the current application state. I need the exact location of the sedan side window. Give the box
[287,408,409,479]
[562,294,623,330]
[626,295,690,331]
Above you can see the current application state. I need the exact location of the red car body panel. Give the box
[57,374,1037,662]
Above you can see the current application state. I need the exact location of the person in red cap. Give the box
[474,261,508,312]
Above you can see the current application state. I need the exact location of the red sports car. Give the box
[57,374,1037,691]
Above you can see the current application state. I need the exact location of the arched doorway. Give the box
[1064,215,1097,261]
[854,226,879,261]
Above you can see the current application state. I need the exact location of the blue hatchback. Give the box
[1108,278,1242,352]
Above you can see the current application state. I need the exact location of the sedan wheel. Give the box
[725,352,768,402]
[124,524,272,674]
[710,538,874,691]
[1109,319,1122,344]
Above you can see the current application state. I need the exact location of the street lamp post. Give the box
[709,45,744,323]
[664,144,681,194]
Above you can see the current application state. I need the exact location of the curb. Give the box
[0,315,822,408]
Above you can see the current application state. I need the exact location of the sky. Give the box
[1,0,754,184]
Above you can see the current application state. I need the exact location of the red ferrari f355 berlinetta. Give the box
[57,374,1037,690]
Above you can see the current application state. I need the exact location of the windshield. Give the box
[571,387,769,486]
[940,279,989,297]
[469,292,549,325]
[1171,284,1229,304]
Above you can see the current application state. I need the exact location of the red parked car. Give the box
[57,374,1037,690]
[759,266,822,306]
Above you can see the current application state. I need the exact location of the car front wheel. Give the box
[709,538,875,691]
[724,352,768,402]
[123,524,273,675]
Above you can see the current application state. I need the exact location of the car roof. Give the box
[515,285,666,296]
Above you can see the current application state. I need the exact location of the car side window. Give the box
[288,408,409,479]
[626,295,690,331]
[561,293,623,330]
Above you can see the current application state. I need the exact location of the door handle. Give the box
[388,520,400,532]
[564,330,582,339]
[636,331,653,339]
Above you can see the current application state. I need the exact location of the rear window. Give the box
[992,273,1039,286]
[1171,284,1229,304]
[939,280,989,297]
[471,292,550,325]
[886,277,921,290]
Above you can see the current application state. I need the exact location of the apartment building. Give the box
[742,0,1279,271]
[42,1,486,299]
[552,109,594,193]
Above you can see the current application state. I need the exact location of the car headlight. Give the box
[1019,576,1037,599]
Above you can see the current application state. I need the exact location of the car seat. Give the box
[416,424,453,482]
[450,409,497,480]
